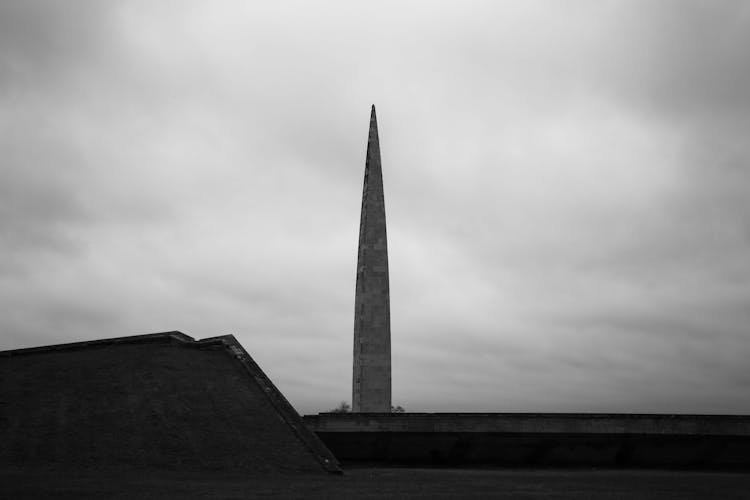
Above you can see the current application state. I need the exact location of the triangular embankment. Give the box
[0,331,340,474]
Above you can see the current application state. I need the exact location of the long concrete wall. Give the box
[306,413,750,435]
[304,413,750,469]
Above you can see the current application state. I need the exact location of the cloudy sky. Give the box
[2,1,749,415]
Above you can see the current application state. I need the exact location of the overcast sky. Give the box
[2,1,749,415]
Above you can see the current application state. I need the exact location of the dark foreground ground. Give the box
[3,467,750,499]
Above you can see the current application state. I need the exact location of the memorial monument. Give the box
[352,105,392,412]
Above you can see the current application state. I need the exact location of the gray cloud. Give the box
[1,1,749,415]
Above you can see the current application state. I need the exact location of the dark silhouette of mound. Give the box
[0,332,340,474]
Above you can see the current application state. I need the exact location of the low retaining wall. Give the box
[303,413,750,469]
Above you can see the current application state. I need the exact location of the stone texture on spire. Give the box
[352,105,391,412]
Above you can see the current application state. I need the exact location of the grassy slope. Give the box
[2,467,750,499]
[0,341,322,473]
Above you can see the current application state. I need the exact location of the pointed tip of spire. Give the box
[369,105,378,135]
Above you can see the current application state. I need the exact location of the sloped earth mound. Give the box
[0,332,338,474]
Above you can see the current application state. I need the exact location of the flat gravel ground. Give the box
[3,467,750,499]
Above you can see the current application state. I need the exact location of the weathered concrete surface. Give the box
[306,413,750,435]
[0,332,340,473]
[352,105,391,412]
[304,413,750,468]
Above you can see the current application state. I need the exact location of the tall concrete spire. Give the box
[352,105,391,412]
